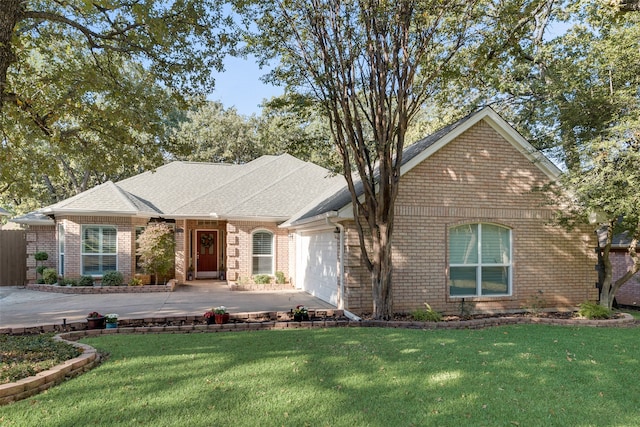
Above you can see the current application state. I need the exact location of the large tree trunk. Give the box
[0,0,22,109]
[617,0,640,12]
[371,222,394,319]
[599,224,640,310]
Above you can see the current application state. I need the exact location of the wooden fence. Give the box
[0,230,27,286]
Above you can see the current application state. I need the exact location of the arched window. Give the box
[449,223,511,297]
[252,230,274,275]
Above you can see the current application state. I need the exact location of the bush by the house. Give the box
[411,303,442,322]
[42,268,58,285]
[137,223,175,285]
[102,271,124,286]
[578,301,611,319]
[128,277,143,286]
[275,271,286,284]
[78,275,94,287]
[253,274,271,284]
[62,277,78,286]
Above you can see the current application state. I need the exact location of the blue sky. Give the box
[208,55,283,116]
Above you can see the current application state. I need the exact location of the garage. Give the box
[296,230,339,305]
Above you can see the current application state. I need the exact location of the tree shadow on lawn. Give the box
[3,326,638,426]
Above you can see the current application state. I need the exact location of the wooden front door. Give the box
[196,230,218,278]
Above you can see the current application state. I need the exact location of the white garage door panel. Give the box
[298,232,338,305]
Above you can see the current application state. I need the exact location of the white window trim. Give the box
[58,223,65,276]
[81,225,118,276]
[251,229,275,275]
[449,223,512,297]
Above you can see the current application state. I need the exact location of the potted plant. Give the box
[203,309,215,325]
[105,313,119,328]
[86,311,105,329]
[292,305,309,322]
[214,306,229,324]
[188,264,194,281]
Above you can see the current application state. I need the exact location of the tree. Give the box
[0,0,231,111]
[1,0,233,214]
[137,223,176,285]
[170,100,263,164]
[474,1,640,309]
[239,0,540,319]
[0,44,183,213]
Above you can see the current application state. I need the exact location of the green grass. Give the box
[1,326,639,426]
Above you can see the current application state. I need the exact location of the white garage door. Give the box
[297,230,339,305]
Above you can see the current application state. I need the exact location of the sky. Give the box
[208,55,283,116]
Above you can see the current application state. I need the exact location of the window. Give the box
[252,231,274,275]
[58,223,65,276]
[449,223,511,297]
[82,225,117,275]
[135,226,145,273]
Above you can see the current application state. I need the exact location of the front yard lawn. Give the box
[0,325,638,426]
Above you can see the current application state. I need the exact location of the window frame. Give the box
[251,230,274,275]
[81,225,118,276]
[58,223,65,276]
[448,223,512,298]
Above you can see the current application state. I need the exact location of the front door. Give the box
[196,230,218,278]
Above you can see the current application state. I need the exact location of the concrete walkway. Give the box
[0,281,335,329]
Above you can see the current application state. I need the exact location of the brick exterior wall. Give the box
[612,250,640,306]
[342,121,598,315]
[26,225,56,283]
[28,216,149,284]
[226,221,289,283]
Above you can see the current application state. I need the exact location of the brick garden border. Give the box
[25,279,177,294]
[0,312,635,406]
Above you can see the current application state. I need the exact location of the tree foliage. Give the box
[137,223,176,285]
[469,1,640,308]
[0,0,232,214]
[0,0,231,110]
[238,0,543,318]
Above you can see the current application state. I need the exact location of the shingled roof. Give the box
[14,154,342,223]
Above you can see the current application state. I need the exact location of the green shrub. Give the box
[42,268,58,284]
[62,277,78,286]
[578,301,611,319]
[36,265,47,275]
[129,277,143,286]
[253,274,271,284]
[102,271,124,286]
[411,303,442,322]
[275,271,286,284]
[78,275,94,287]
[34,251,48,262]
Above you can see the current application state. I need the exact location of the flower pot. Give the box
[87,317,106,330]
[206,317,215,325]
[214,313,230,324]
[293,313,309,322]
[106,322,118,329]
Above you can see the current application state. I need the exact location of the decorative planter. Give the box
[106,322,118,329]
[293,313,309,322]
[206,317,215,325]
[215,313,230,324]
[86,317,106,330]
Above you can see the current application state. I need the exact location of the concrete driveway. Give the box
[0,281,335,329]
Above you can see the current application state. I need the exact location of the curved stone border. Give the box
[26,279,177,294]
[0,312,635,405]
[0,336,100,406]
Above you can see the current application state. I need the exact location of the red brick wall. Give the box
[343,121,597,315]
[226,221,289,283]
[612,250,640,306]
[26,225,56,283]
[30,216,149,284]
